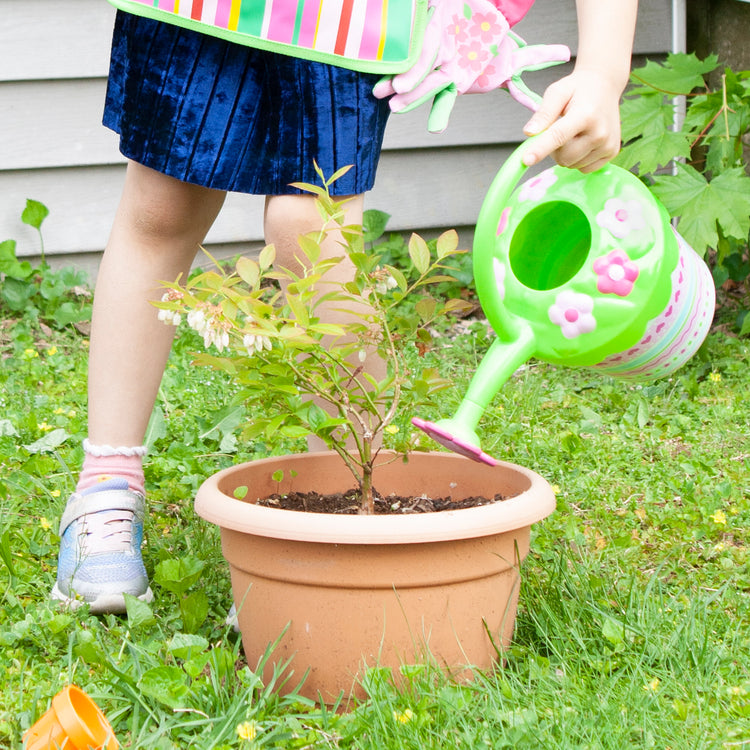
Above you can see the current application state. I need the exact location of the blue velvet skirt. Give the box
[103,11,391,196]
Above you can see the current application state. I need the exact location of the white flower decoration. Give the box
[548,291,596,339]
[596,199,647,239]
[519,169,557,203]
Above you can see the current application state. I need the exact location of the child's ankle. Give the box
[77,440,146,496]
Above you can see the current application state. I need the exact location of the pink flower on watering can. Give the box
[496,207,511,236]
[596,198,647,239]
[593,249,640,297]
[519,169,557,202]
[548,291,596,339]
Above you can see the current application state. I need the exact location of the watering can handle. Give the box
[474,136,535,265]
[473,137,540,343]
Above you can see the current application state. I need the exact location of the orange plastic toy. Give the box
[23,685,118,750]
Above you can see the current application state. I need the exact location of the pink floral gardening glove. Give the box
[372,0,569,133]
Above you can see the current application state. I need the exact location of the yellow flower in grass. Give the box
[236,721,259,741]
[393,708,414,724]
[40,517,52,530]
[708,371,721,383]
[643,677,660,692]
[384,425,400,435]
[710,510,727,526]
[47,346,58,356]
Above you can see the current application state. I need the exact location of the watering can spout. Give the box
[413,326,536,466]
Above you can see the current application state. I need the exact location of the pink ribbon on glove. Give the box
[372,0,570,133]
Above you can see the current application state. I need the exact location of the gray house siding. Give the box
[1,0,680,279]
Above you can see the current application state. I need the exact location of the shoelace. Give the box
[76,510,135,555]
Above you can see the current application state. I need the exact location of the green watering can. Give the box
[413,137,716,464]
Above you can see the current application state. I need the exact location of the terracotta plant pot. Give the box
[195,451,555,702]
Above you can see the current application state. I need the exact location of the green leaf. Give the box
[258,244,276,271]
[53,302,91,328]
[415,297,438,323]
[618,91,675,144]
[181,590,209,634]
[46,613,73,635]
[0,530,17,583]
[74,630,107,664]
[615,128,691,175]
[144,407,167,452]
[628,53,718,95]
[279,425,312,438]
[408,234,430,276]
[154,557,205,596]
[169,633,210,661]
[0,420,18,437]
[21,199,49,231]
[363,209,390,244]
[236,256,260,288]
[601,617,626,648]
[0,240,34,279]
[443,298,475,316]
[325,163,353,187]
[1,277,35,310]
[198,404,244,441]
[137,666,189,709]
[125,593,156,630]
[286,293,310,327]
[435,229,459,259]
[384,264,408,293]
[651,163,750,253]
[297,233,322,264]
[24,429,69,454]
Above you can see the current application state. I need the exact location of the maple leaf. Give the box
[651,163,750,253]
[619,91,674,143]
[615,129,691,175]
[628,52,718,95]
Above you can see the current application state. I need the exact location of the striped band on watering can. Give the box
[413,136,716,465]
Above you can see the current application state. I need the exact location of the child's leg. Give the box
[263,193,386,450]
[53,161,226,612]
[88,161,226,449]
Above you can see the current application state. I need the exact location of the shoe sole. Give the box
[50,583,154,615]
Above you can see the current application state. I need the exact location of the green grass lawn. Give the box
[1,280,749,748]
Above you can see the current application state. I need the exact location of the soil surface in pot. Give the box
[257,489,509,515]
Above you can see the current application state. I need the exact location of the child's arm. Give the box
[521,0,638,172]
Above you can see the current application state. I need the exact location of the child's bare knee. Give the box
[121,162,225,244]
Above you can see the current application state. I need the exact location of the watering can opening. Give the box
[508,200,591,291]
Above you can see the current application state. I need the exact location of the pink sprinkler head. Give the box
[412,418,500,466]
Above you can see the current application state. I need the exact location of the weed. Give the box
[0,200,92,329]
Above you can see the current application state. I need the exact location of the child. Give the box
[52,0,638,613]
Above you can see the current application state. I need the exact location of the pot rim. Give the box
[195,451,556,545]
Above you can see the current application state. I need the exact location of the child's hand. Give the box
[520,68,625,173]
